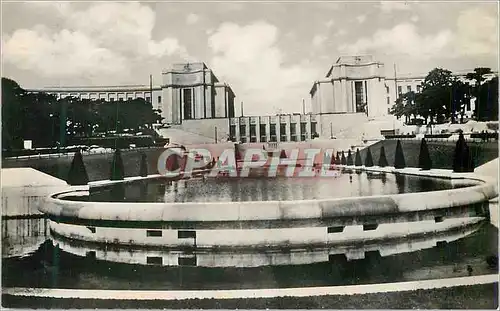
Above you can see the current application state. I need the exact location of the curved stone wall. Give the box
[40,168,498,250]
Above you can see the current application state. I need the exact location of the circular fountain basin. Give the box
[39,166,497,268]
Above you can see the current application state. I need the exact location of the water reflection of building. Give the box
[50,223,481,267]
[2,218,49,258]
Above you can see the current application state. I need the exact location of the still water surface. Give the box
[87,172,478,203]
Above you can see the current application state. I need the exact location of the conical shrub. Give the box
[341,151,347,165]
[110,148,125,180]
[463,144,474,172]
[139,152,148,177]
[378,145,388,167]
[453,133,474,172]
[335,152,341,165]
[365,148,374,167]
[330,153,336,166]
[418,138,432,170]
[355,148,362,166]
[453,133,465,172]
[67,149,89,185]
[347,150,353,166]
[280,150,287,159]
[394,140,406,169]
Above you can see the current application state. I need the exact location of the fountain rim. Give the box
[38,166,498,222]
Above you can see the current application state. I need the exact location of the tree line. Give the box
[2,78,163,151]
[390,67,498,124]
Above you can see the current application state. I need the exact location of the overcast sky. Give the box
[1,1,498,115]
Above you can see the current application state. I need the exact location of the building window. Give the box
[270,124,277,142]
[128,97,133,101]
[300,122,307,141]
[147,256,163,265]
[311,122,317,137]
[158,95,162,103]
[260,124,267,142]
[355,81,366,113]
[147,230,162,237]
[280,124,287,142]
[416,85,422,93]
[178,230,196,239]
[146,96,151,103]
[290,123,297,142]
[239,124,246,136]
[385,85,389,94]
[387,97,390,106]
[407,85,411,92]
[230,125,236,142]
[110,98,115,102]
[250,124,257,142]
[183,89,192,120]
[397,85,402,95]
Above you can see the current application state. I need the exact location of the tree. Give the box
[418,138,432,170]
[451,79,472,124]
[2,77,164,152]
[365,148,374,167]
[466,68,492,121]
[419,68,454,124]
[476,76,498,121]
[341,151,347,165]
[394,140,406,169]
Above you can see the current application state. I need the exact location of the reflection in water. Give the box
[49,222,483,268]
[2,218,49,258]
[396,174,406,194]
[86,172,479,203]
[2,223,497,290]
[110,184,126,202]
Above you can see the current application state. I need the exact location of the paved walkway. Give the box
[3,274,498,301]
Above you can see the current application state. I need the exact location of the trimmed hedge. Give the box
[384,134,416,139]
[424,134,452,139]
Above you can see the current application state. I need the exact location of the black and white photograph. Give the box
[1,0,499,309]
